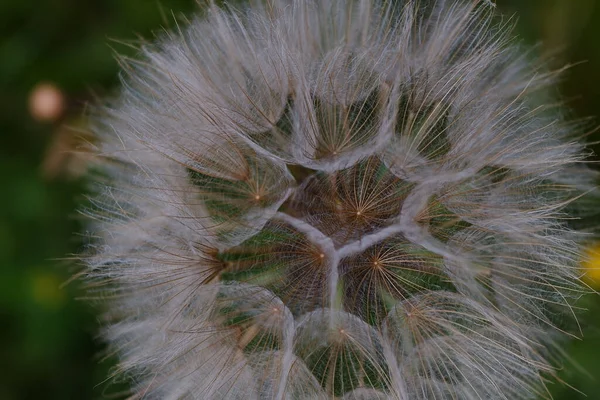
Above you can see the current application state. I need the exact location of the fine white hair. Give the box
[83,0,596,398]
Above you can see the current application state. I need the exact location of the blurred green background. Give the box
[1,0,600,399]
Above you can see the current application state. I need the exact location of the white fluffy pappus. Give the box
[82,0,598,398]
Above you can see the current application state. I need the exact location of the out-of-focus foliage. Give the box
[0,0,599,399]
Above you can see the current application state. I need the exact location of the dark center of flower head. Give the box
[183,88,477,395]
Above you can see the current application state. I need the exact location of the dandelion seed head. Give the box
[83,0,597,398]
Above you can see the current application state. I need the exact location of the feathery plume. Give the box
[82,0,596,398]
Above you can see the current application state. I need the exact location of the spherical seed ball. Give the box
[82,1,596,399]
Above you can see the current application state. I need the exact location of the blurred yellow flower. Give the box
[582,245,600,288]
[30,271,66,310]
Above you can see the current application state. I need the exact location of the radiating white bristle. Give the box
[82,1,596,399]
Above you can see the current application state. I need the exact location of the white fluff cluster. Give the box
[85,0,596,398]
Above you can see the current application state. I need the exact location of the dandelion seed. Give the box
[82,0,596,398]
